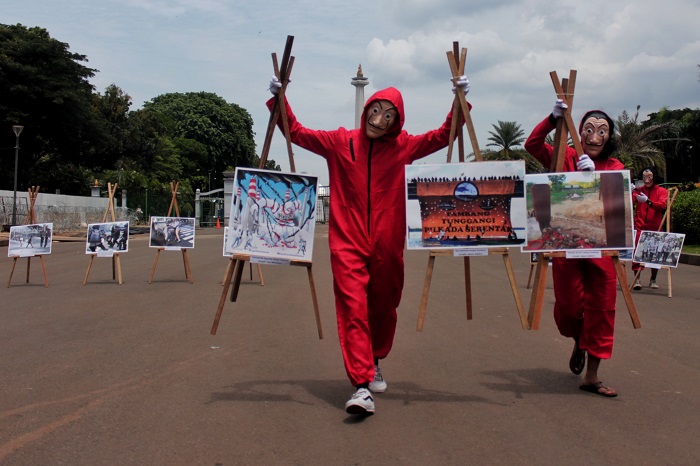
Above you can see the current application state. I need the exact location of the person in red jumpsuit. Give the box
[631,166,668,290]
[268,74,470,414]
[525,99,623,397]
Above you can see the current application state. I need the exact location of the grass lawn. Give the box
[683,244,700,254]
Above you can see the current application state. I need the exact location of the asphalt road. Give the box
[1,224,699,465]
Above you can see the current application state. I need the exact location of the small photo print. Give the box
[633,231,685,268]
[8,223,53,257]
[149,217,195,249]
[85,221,129,256]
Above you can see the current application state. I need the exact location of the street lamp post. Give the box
[11,125,24,226]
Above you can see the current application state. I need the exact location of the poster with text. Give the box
[85,221,129,256]
[149,217,195,249]
[405,161,527,250]
[523,170,634,252]
[7,223,53,257]
[224,168,317,261]
[633,230,685,268]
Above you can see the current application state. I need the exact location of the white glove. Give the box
[452,75,470,95]
[576,154,595,171]
[552,99,568,118]
[268,76,282,95]
[636,193,649,203]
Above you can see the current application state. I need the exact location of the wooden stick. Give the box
[306,265,324,339]
[211,257,237,335]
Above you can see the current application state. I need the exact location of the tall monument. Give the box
[350,64,369,129]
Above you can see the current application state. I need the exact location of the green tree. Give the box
[144,92,256,191]
[0,23,105,193]
[645,107,700,183]
[486,120,526,155]
[481,121,544,173]
[613,105,675,181]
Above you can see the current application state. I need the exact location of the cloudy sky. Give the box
[6,0,700,186]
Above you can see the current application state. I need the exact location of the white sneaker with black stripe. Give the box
[345,388,375,415]
[369,365,387,393]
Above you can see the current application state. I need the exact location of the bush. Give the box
[671,188,700,244]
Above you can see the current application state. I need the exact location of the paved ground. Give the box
[1,224,699,465]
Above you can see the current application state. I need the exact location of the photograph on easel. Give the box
[405,161,527,250]
[149,216,195,249]
[224,168,318,261]
[7,223,53,257]
[222,226,232,257]
[523,170,634,252]
[85,221,129,256]
[633,230,685,268]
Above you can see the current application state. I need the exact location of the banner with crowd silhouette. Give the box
[405,161,527,250]
[523,170,634,253]
[224,168,318,261]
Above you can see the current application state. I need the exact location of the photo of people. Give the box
[633,230,685,268]
[7,223,53,257]
[149,216,195,249]
[85,221,129,256]
[405,161,527,250]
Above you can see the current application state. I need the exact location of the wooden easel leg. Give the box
[115,254,123,285]
[417,253,437,331]
[306,264,323,339]
[83,255,95,285]
[527,257,549,330]
[230,259,245,302]
[501,253,529,330]
[630,268,642,290]
[211,257,237,335]
[112,256,116,281]
[149,249,161,284]
[7,257,18,288]
[464,257,473,320]
[222,259,232,286]
[39,255,48,287]
[26,257,31,283]
[667,267,672,298]
[182,250,194,284]
[526,264,535,289]
[613,256,641,328]
[257,264,264,286]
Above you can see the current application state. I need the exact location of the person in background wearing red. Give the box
[268,73,470,415]
[631,166,668,290]
[525,99,623,398]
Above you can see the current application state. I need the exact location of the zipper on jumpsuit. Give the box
[366,140,373,234]
[349,137,374,235]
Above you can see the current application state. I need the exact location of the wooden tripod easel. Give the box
[416,42,528,331]
[629,187,679,297]
[148,181,194,284]
[210,35,323,339]
[526,70,641,330]
[7,186,49,288]
[83,182,123,285]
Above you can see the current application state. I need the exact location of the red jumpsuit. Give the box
[268,88,455,385]
[525,116,624,359]
[632,184,668,272]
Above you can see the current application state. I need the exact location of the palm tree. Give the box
[486,120,526,155]
[613,105,678,180]
[482,120,545,173]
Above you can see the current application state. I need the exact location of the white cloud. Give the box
[5,0,700,186]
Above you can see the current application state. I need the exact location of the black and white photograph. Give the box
[633,230,686,268]
[85,221,129,256]
[149,217,195,249]
[7,223,53,257]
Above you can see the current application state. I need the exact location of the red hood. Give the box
[360,87,405,139]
